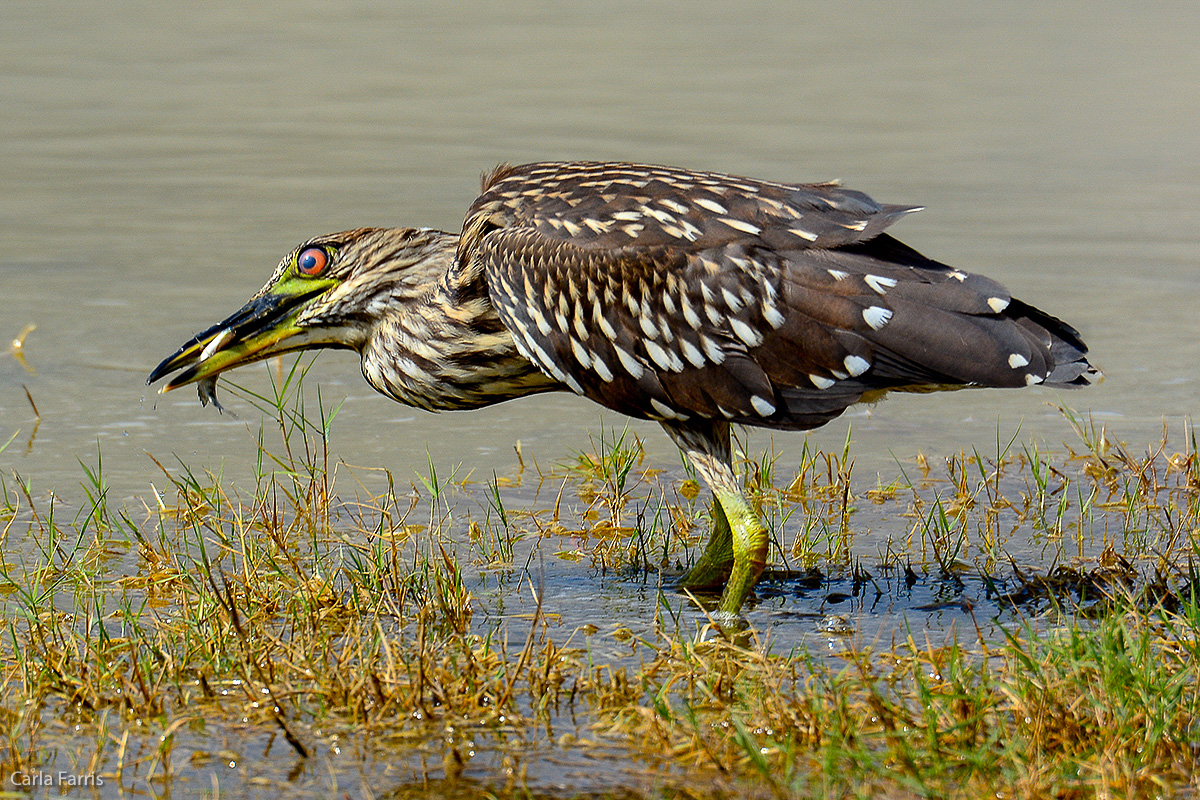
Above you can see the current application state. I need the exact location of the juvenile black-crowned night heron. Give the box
[149,161,1094,620]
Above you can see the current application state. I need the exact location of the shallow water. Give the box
[2,1,1199,795]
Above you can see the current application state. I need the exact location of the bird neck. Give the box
[359,238,559,411]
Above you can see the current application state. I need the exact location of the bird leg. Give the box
[663,421,769,618]
[678,496,735,590]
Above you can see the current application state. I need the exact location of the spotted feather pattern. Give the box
[457,161,1093,430]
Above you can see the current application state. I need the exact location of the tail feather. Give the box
[1008,299,1096,387]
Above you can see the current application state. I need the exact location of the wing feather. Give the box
[457,161,1091,430]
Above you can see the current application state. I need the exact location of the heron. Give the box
[149,161,1094,620]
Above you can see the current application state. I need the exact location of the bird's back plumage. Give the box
[454,161,1093,431]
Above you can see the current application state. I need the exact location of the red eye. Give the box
[297,247,329,276]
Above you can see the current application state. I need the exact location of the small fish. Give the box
[197,375,226,414]
[199,328,231,362]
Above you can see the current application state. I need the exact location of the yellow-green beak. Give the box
[147,284,329,394]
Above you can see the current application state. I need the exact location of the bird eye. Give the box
[296,247,329,276]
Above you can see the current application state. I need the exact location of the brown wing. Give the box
[457,161,1090,429]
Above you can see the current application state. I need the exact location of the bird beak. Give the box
[147,282,331,392]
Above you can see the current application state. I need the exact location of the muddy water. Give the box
[2,0,1199,795]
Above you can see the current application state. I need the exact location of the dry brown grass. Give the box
[0,376,1197,797]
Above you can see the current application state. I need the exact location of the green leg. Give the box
[679,489,769,618]
[712,489,768,618]
[662,420,768,619]
[678,497,735,589]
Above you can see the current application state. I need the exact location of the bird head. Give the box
[147,226,458,394]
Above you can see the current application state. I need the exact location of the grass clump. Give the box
[580,598,1200,798]
[0,358,1197,796]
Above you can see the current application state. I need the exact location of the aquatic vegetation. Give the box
[0,371,1196,796]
